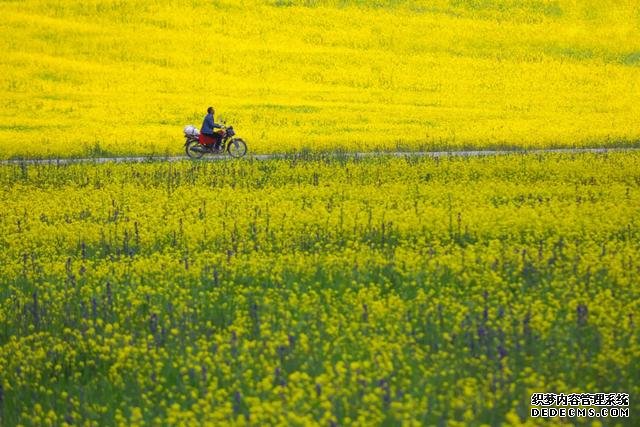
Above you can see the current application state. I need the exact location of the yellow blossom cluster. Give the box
[0,152,638,424]
[0,0,639,158]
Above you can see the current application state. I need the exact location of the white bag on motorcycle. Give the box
[183,125,199,137]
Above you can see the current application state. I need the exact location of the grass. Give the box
[0,153,639,424]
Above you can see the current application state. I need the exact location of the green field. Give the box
[1,153,639,425]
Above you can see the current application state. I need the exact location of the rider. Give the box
[200,106,223,151]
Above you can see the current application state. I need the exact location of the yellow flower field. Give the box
[0,0,639,158]
[1,1,639,425]
[0,153,639,424]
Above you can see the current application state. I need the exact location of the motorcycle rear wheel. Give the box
[227,138,247,158]
[185,140,205,159]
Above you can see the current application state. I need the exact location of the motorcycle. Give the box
[183,124,248,159]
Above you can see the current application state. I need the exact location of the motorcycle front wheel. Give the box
[185,140,205,159]
[227,138,247,158]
